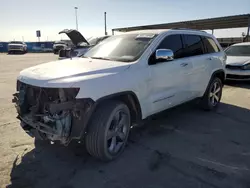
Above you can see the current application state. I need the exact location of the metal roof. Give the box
[217,36,250,44]
[112,14,250,32]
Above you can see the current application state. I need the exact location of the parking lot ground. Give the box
[0,53,250,188]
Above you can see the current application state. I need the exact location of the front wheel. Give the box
[200,77,223,110]
[85,101,131,161]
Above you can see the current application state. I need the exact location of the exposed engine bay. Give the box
[12,81,94,145]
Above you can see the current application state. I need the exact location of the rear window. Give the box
[55,42,66,45]
[182,35,204,57]
[9,41,23,44]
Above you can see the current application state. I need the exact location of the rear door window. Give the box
[182,35,204,57]
[203,37,220,53]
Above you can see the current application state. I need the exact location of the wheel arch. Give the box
[211,69,226,84]
[95,91,142,124]
[203,69,225,96]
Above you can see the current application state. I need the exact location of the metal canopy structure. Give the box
[112,14,250,34]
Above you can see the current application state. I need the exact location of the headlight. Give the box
[243,63,250,70]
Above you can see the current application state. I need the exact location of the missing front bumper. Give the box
[13,82,95,145]
[16,98,94,145]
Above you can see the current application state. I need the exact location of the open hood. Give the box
[59,29,89,46]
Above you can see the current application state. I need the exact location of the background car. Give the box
[8,41,27,54]
[53,40,72,54]
[225,42,250,80]
[58,29,110,59]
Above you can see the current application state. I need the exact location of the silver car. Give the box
[8,41,27,54]
[225,42,250,80]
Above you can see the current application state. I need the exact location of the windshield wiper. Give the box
[88,57,111,60]
[82,56,131,62]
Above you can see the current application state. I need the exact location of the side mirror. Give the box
[155,49,174,61]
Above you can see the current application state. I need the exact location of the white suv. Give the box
[8,41,27,54]
[13,29,226,161]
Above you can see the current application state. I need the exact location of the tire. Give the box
[85,100,131,161]
[200,77,223,110]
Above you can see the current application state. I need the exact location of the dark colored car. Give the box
[58,29,110,59]
[8,41,27,54]
[53,40,73,54]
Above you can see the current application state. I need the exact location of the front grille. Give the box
[9,46,22,49]
[226,65,243,70]
[226,74,250,80]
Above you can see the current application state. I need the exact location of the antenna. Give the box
[104,12,107,35]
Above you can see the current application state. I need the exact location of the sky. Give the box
[0,0,249,41]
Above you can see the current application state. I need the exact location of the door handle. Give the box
[207,57,213,60]
[180,63,188,67]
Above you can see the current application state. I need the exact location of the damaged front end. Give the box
[12,81,94,145]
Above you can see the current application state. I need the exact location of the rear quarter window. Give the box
[202,37,220,53]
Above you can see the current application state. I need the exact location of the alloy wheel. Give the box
[106,110,129,154]
[209,81,222,106]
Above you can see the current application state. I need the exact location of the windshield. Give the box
[88,37,99,45]
[83,33,157,62]
[225,45,250,56]
[9,41,23,44]
[88,36,110,46]
[55,42,66,45]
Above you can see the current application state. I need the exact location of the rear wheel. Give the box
[201,77,223,110]
[85,101,131,161]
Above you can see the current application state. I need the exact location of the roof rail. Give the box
[171,28,207,32]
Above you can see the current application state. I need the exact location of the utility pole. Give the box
[104,12,107,35]
[75,7,78,30]
[242,32,246,42]
[247,16,250,42]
